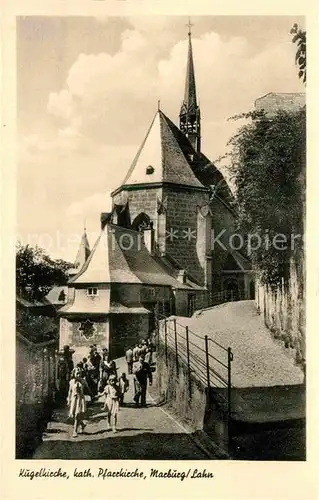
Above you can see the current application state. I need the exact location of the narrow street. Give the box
[33,358,211,460]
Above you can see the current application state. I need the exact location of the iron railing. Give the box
[154,304,233,421]
[209,289,247,307]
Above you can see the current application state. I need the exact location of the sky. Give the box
[17,15,305,262]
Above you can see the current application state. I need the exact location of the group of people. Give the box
[57,338,155,438]
[125,340,153,374]
[125,340,154,408]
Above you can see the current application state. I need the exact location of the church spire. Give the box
[67,226,91,280]
[74,226,91,270]
[179,18,201,153]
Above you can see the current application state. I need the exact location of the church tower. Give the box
[179,20,201,153]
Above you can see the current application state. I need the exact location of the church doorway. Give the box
[224,279,239,302]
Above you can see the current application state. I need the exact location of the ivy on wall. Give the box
[226,107,306,290]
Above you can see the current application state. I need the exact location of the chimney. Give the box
[177,270,187,284]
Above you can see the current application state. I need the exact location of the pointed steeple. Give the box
[183,19,197,114]
[74,226,91,270]
[67,228,91,280]
[179,19,201,153]
[74,227,90,270]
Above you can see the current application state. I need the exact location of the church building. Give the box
[58,26,252,360]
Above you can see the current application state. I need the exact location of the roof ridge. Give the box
[122,111,158,186]
[69,231,102,283]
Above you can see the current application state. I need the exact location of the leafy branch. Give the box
[290,23,306,84]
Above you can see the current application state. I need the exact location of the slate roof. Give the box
[69,227,141,285]
[118,108,233,207]
[255,92,306,115]
[69,224,195,289]
[122,110,204,189]
[163,114,233,205]
[45,286,68,306]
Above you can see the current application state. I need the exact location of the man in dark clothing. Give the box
[125,346,134,374]
[63,345,74,374]
[88,346,101,396]
[56,351,69,405]
[133,356,153,407]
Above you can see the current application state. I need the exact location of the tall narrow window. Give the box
[187,294,195,317]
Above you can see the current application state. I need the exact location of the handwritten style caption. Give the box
[19,467,214,482]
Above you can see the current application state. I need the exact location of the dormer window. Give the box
[87,287,98,297]
[58,290,66,302]
[146,165,154,175]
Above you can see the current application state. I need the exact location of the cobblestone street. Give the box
[32,358,212,460]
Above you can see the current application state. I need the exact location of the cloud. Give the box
[67,192,112,218]
[18,20,304,259]
[48,89,75,122]
[46,26,303,159]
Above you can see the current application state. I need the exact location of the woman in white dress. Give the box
[103,375,121,432]
[67,368,87,438]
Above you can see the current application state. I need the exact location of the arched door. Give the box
[224,279,239,301]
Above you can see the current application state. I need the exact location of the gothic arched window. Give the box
[132,212,152,232]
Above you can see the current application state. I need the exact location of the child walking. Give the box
[103,375,121,432]
[67,368,87,438]
[119,373,129,406]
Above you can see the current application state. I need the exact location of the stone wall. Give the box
[210,197,240,295]
[60,317,109,364]
[256,256,305,363]
[163,186,209,285]
[174,289,209,317]
[111,283,141,307]
[113,187,160,234]
[109,314,149,358]
[155,341,229,450]
[156,341,207,430]
[16,334,57,458]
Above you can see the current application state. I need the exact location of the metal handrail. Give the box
[156,305,233,418]
[158,313,229,353]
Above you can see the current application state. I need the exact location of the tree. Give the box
[16,307,59,342]
[227,107,306,290]
[16,243,73,301]
[290,23,306,84]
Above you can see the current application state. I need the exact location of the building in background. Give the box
[255,92,305,116]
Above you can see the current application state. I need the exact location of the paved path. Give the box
[167,300,303,388]
[33,358,210,460]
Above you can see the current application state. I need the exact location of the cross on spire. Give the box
[179,16,201,153]
[187,17,193,36]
